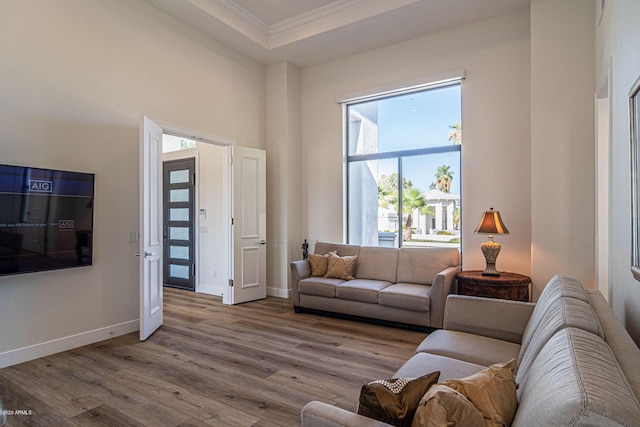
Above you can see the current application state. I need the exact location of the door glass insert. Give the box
[169,188,189,203]
[170,208,189,221]
[169,169,190,184]
[169,245,189,260]
[169,264,190,279]
[169,226,189,241]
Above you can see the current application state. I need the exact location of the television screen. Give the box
[0,164,95,276]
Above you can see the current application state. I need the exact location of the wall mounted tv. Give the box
[0,164,95,277]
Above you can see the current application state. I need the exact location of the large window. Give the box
[345,82,461,248]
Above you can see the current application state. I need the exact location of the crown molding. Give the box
[216,0,269,35]
[269,0,367,36]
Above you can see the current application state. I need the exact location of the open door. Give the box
[223,145,266,305]
[139,116,164,340]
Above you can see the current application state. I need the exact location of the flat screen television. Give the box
[0,164,95,276]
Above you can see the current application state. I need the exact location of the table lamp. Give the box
[474,208,509,276]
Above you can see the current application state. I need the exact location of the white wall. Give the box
[266,62,302,298]
[530,0,596,296]
[301,10,532,280]
[0,0,265,366]
[596,0,640,343]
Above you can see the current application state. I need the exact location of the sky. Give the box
[350,84,462,195]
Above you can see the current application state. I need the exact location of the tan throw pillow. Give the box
[308,253,330,277]
[411,384,484,427]
[443,360,518,427]
[357,372,440,427]
[324,252,358,280]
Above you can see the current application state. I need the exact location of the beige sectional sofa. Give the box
[290,242,461,329]
[301,275,640,426]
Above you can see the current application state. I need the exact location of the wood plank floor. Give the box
[0,288,426,426]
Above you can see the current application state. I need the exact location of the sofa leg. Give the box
[293,306,302,313]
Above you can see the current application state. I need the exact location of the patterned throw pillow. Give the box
[324,252,358,280]
[443,360,518,427]
[357,371,440,427]
[308,253,330,277]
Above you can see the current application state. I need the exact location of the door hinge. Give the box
[231,217,234,225]
[229,279,234,287]
[193,264,196,276]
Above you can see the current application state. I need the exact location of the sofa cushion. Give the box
[416,330,520,367]
[325,252,358,280]
[514,327,640,426]
[412,384,484,427]
[379,283,430,312]
[517,275,594,369]
[357,371,440,427]
[355,247,399,283]
[298,277,345,298]
[517,296,603,378]
[336,279,392,304]
[394,352,486,383]
[443,360,518,427]
[396,247,460,285]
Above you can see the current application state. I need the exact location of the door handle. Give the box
[144,251,157,258]
[259,240,267,245]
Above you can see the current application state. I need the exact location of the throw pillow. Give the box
[443,360,518,427]
[411,384,484,427]
[357,371,440,427]
[324,252,358,280]
[308,252,330,277]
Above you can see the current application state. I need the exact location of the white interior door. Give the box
[224,146,266,305]
[140,116,164,340]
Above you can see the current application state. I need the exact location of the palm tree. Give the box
[402,187,426,241]
[453,207,461,230]
[448,123,461,145]
[435,165,454,193]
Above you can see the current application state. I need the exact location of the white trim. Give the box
[270,0,368,35]
[199,283,224,296]
[155,120,236,147]
[336,69,465,104]
[267,286,291,299]
[217,0,270,34]
[0,320,139,369]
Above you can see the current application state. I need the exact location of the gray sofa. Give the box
[301,275,640,426]
[290,242,461,329]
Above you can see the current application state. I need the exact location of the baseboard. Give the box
[267,287,291,299]
[0,320,139,369]
[198,283,224,296]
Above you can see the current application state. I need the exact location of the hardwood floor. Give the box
[0,288,426,426]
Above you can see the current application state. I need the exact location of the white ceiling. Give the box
[143,0,531,68]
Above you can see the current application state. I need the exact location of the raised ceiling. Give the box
[143,0,530,68]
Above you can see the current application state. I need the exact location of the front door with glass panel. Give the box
[163,158,195,291]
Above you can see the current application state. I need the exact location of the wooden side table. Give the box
[456,270,531,302]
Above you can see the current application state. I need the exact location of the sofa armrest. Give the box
[301,401,392,427]
[290,260,311,307]
[443,295,535,344]
[429,265,461,329]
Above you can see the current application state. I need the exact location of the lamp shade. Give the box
[474,208,509,235]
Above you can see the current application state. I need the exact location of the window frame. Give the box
[341,74,463,247]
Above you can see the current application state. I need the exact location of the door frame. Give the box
[140,119,234,331]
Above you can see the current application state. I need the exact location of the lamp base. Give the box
[480,239,501,276]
